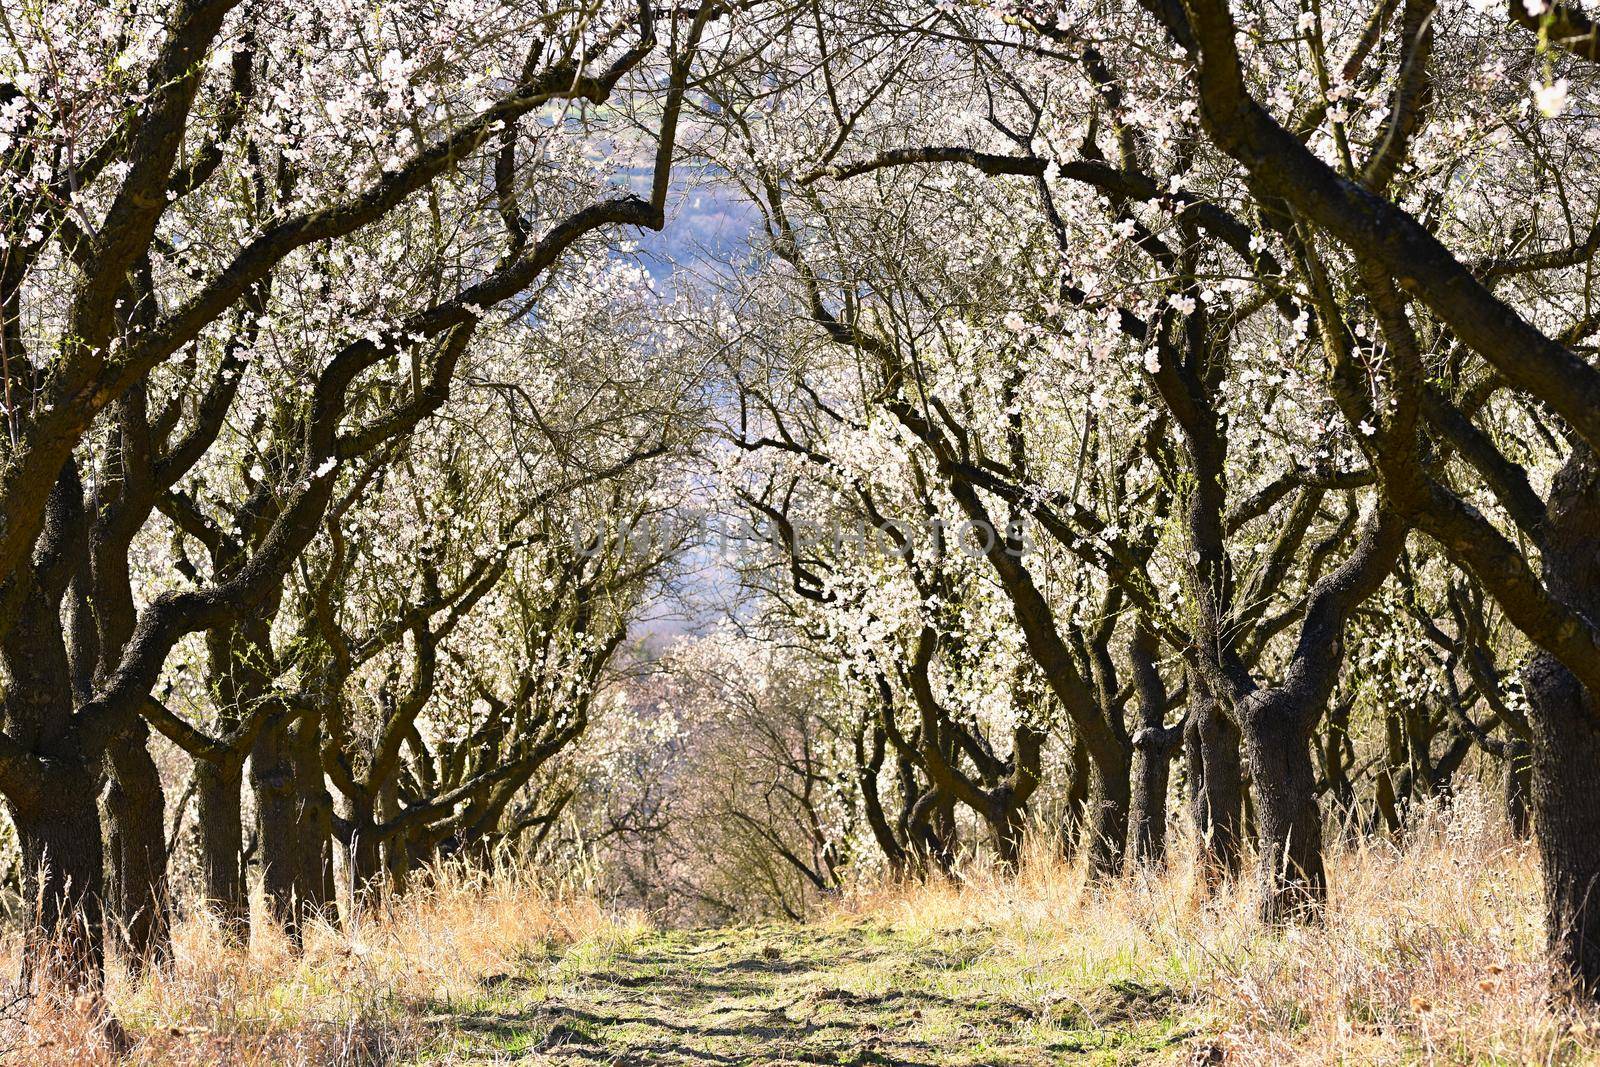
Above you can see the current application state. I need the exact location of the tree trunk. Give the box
[1526,656,1600,995]
[1060,729,1091,860]
[1372,708,1407,836]
[1184,696,1243,882]
[102,721,170,969]
[2,563,106,988]
[991,794,1026,868]
[858,725,908,878]
[1429,727,1474,801]
[377,775,409,892]
[339,783,391,913]
[1319,697,1359,833]
[199,621,272,937]
[1084,755,1129,878]
[1372,766,1403,838]
[1124,623,1175,868]
[906,789,955,876]
[344,816,383,910]
[1504,740,1532,840]
[929,727,960,859]
[194,754,249,938]
[292,713,337,914]
[1524,443,1600,996]
[252,714,334,940]
[13,774,106,989]
[1240,699,1325,924]
[1126,728,1178,867]
[252,719,298,932]
[445,786,514,870]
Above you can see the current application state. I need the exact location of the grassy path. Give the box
[419,920,1196,1065]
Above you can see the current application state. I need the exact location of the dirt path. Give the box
[421,921,1195,1065]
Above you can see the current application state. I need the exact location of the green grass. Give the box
[412,919,1197,1065]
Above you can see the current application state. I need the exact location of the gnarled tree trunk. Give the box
[1240,696,1325,924]
[1526,657,1600,993]
[2,560,107,988]
[1524,447,1600,994]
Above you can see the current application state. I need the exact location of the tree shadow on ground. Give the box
[421,923,1191,1065]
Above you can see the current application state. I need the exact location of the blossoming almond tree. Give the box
[1110,0,1600,995]
[686,4,1410,903]
[0,0,718,986]
[746,0,1599,994]
[7,0,1600,1018]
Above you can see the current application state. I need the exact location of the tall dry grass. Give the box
[1,787,1594,1064]
[0,864,646,1066]
[840,787,1600,1064]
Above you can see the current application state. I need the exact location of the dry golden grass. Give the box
[839,788,1600,1064]
[3,788,1597,1065]
[0,865,647,1065]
